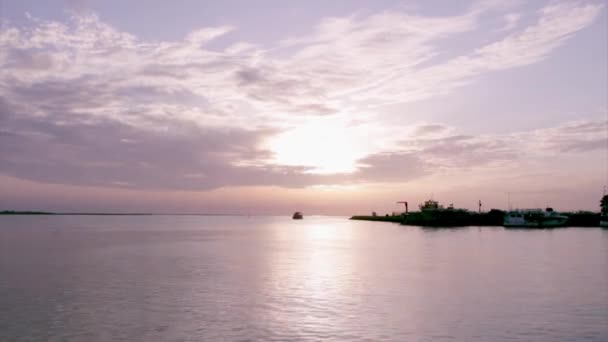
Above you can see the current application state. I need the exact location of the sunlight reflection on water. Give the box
[0,215,607,341]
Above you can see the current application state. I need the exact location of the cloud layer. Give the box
[0,1,604,190]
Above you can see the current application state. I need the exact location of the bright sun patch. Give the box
[265,118,366,174]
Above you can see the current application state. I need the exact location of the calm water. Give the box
[0,216,607,341]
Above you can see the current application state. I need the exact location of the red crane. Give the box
[397,201,408,214]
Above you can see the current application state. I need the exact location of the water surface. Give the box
[1,216,607,341]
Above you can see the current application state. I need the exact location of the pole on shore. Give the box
[397,201,408,214]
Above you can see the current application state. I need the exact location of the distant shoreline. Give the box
[351,210,601,228]
[0,211,249,216]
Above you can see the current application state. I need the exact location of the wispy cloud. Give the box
[0,1,604,190]
[498,13,522,32]
[358,1,603,105]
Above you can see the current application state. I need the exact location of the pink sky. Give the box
[0,0,606,214]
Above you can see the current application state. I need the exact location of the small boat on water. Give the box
[503,208,567,228]
[292,211,303,220]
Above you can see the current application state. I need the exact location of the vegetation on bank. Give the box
[562,211,600,227]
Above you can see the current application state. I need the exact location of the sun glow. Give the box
[265,118,368,174]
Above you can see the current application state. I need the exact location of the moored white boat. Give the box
[503,208,567,228]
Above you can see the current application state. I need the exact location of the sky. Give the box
[0,0,606,215]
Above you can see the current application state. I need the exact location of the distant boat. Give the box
[503,208,567,228]
[418,199,465,212]
[419,199,443,211]
[414,199,471,226]
[292,212,303,220]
